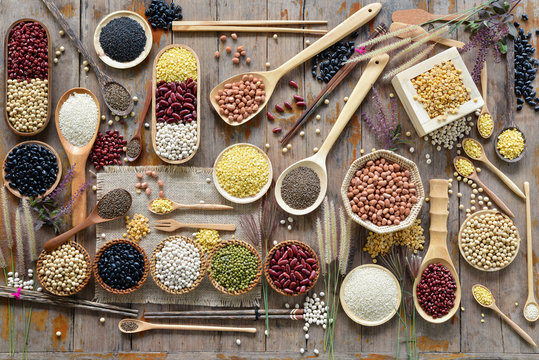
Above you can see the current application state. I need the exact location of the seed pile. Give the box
[211,244,258,292]
[123,214,150,242]
[58,93,99,147]
[463,139,483,159]
[99,17,146,62]
[97,242,145,290]
[455,157,474,177]
[477,113,493,137]
[472,285,493,306]
[157,47,198,83]
[496,128,525,160]
[154,236,202,291]
[267,243,318,295]
[145,0,183,30]
[155,79,197,124]
[364,219,425,260]
[425,116,473,151]
[312,37,356,82]
[126,139,141,159]
[6,78,49,133]
[103,83,131,113]
[416,263,457,318]
[90,130,127,169]
[216,75,266,123]
[281,167,320,210]
[120,320,139,332]
[524,303,539,320]
[215,145,269,198]
[195,229,221,252]
[155,121,198,161]
[97,189,132,219]
[151,198,174,214]
[4,143,58,197]
[39,242,88,294]
[513,24,538,111]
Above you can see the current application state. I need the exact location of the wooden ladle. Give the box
[392,9,463,25]
[275,54,389,216]
[148,199,233,215]
[118,319,256,334]
[453,156,515,218]
[43,189,132,252]
[523,182,539,322]
[478,62,494,138]
[413,179,461,324]
[462,138,525,199]
[209,2,381,126]
[389,22,465,48]
[472,284,537,347]
[126,81,153,162]
[55,88,100,227]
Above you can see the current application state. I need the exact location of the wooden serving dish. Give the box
[151,44,200,164]
[4,19,52,136]
[2,140,62,200]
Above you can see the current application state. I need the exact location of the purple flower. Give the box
[51,181,91,221]
[362,87,401,150]
[47,163,76,201]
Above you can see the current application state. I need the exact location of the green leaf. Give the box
[507,22,518,38]
[498,40,508,54]
[504,1,510,11]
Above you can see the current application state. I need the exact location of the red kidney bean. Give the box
[296,101,307,107]
[155,78,197,124]
[268,243,318,295]
[267,112,275,121]
[284,101,293,110]
[272,127,282,133]
[289,80,299,89]
[293,95,304,102]
[275,104,284,112]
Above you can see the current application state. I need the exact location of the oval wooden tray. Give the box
[151,44,201,164]
[4,19,52,136]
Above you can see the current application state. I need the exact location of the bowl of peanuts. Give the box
[341,150,425,234]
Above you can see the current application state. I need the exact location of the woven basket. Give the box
[93,239,149,295]
[150,235,207,295]
[341,150,425,234]
[207,239,262,296]
[36,241,91,297]
[264,240,320,297]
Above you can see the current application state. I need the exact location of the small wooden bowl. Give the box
[208,239,262,296]
[457,209,520,272]
[2,140,62,199]
[93,10,152,69]
[213,143,273,204]
[93,239,149,295]
[36,241,92,297]
[264,240,320,297]
[494,126,526,163]
[150,235,207,295]
[151,44,200,164]
[4,19,52,136]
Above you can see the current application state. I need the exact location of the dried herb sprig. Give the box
[1,186,14,249]
[392,26,448,62]
[21,199,37,262]
[15,209,24,275]
[383,44,436,81]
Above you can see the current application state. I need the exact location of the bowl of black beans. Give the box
[145,0,183,31]
[2,140,61,199]
[93,239,149,295]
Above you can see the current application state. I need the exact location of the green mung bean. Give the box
[211,244,258,291]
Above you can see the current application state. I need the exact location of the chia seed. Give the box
[120,320,139,332]
[281,166,320,209]
[97,188,132,219]
[126,139,141,159]
[104,82,131,112]
[99,17,146,62]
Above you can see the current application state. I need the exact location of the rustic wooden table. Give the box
[0,0,538,359]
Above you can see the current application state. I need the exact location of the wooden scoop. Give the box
[275,54,389,216]
[148,199,233,215]
[413,179,461,324]
[118,319,256,334]
[472,284,537,347]
[478,62,494,138]
[453,156,515,218]
[43,189,132,252]
[462,138,525,199]
[523,182,539,322]
[209,3,381,126]
[389,22,465,48]
[55,88,100,227]
[126,81,153,162]
[392,9,462,25]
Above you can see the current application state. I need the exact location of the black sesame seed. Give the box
[99,17,146,62]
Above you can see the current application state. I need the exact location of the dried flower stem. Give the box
[15,209,24,275]
[392,26,449,62]
[1,187,13,250]
[346,37,412,64]
[22,199,37,262]
[355,24,421,49]
[382,43,436,81]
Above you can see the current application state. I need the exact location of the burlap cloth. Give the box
[95,165,261,307]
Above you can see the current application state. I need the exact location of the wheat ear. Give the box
[354,24,421,49]
[382,43,436,81]
[392,26,449,62]
[346,37,411,64]
[316,217,325,275]
[22,199,37,261]
[15,208,25,275]
[1,187,13,250]
[338,208,352,274]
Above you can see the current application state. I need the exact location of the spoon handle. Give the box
[473,176,515,218]
[44,220,94,252]
[494,306,537,347]
[71,157,89,227]
[481,61,487,101]
[483,159,525,199]
[149,323,257,333]
[524,182,535,299]
[134,81,153,138]
[428,179,450,252]
[176,203,234,211]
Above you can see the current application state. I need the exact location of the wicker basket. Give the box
[93,239,149,295]
[341,150,425,234]
[36,241,92,297]
[150,235,207,294]
[264,240,320,297]
[207,239,262,296]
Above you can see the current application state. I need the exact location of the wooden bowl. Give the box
[340,264,401,326]
[457,209,520,271]
[2,140,62,199]
[341,150,425,234]
[93,239,149,295]
[36,241,92,296]
[151,44,200,164]
[150,235,207,295]
[494,126,526,163]
[4,19,52,136]
[93,10,152,69]
[212,143,273,204]
[208,239,262,296]
[264,240,320,297]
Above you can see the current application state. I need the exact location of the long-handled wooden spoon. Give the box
[275,54,389,216]
[477,62,494,138]
[153,219,236,232]
[523,182,539,322]
[148,199,233,215]
[118,319,256,334]
[461,138,525,199]
[392,9,463,25]
[209,3,381,126]
[389,22,465,48]
[453,156,515,218]
[413,179,461,323]
[43,189,132,251]
[472,284,537,346]
[126,81,153,162]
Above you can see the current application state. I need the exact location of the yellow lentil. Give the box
[195,229,221,252]
[151,199,174,214]
[463,139,483,159]
[363,219,425,258]
[156,47,198,83]
[455,158,474,177]
[473,285,493,306]
[124,214,150,242]
[496,128,525,160]
[215,145,269,198]
[477,113,493,137]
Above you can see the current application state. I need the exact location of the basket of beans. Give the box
[93,239,149,294]
[37,241,91,296]
[341,150,424,234]
[150,235,206,295]
[264,240,320,296]
[208,240,262,296]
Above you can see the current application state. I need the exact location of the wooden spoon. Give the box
[453,156,515,218]
[472,284,537,347]
[126,81,153,162]
[477,62,494,138]
[43,189,132,252]
[275,54,389,216]
[389,22,465,48]
[41,0,134,116]
[392,9,462,25]
[118,319,256,334]
[461,138,525,199]
[55,88,100,227]
[413,179,461,324]
[209,3,382,126]
[523,182,539,322]
[148,199,233,215]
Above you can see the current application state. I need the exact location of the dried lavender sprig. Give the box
[1,187,14,250]
[51,181,91,222]
[21,199,37,261]
[390,96,399,129]
[382,43,436,81]
[15,209,24,275]
[46,163,76,201]
[259,194,278,245]
[392,26,449,62]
